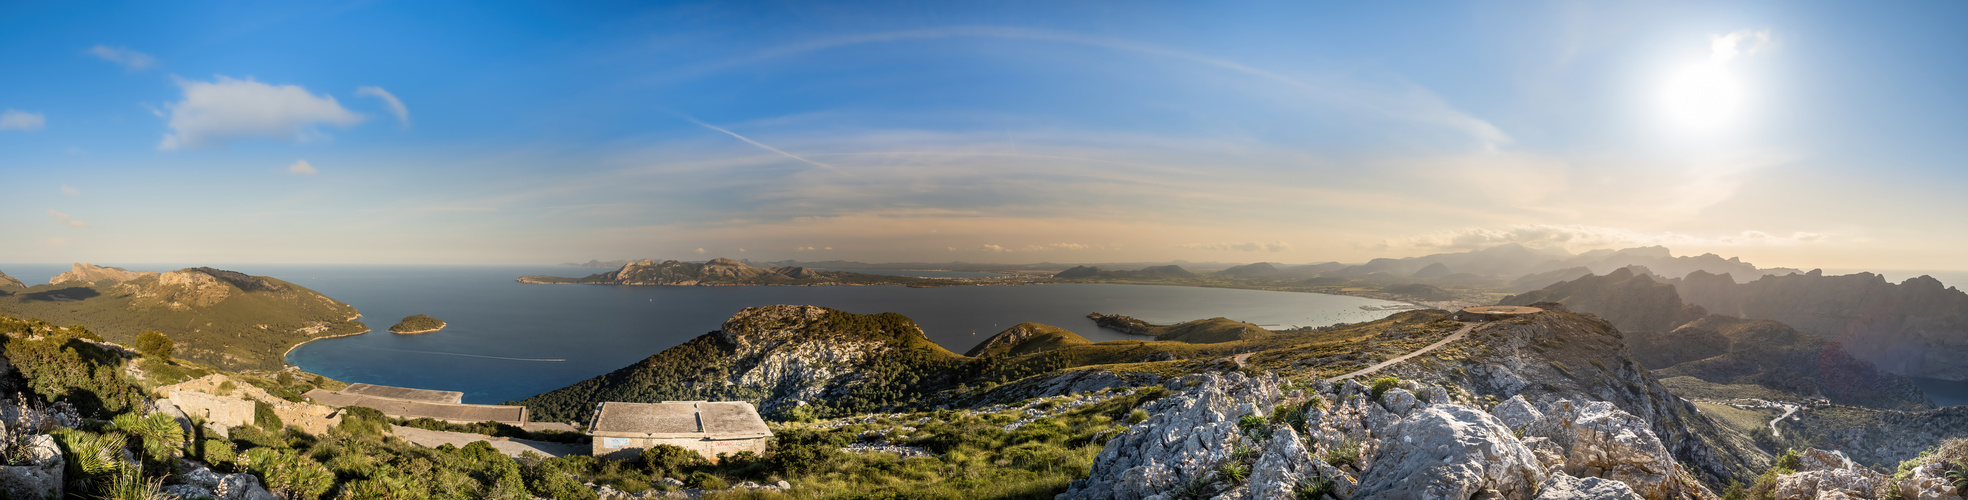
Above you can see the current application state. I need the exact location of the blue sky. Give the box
[3,1,1966,269]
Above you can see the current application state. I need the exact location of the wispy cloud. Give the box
[47,210,88,228]
[158,75,365,150]
[60,185,80,196]
[288,159,318,175]
[1710,29,1774,63]
[86,45,156,71]
[356,86,410,128]
[0,109,46,131]
[703,26,1510,147]
[1180,241,1292,252]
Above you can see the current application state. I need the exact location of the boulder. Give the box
[1492,395,1543,432]
[1773,449,1890,500]
[1899,463,1965,500]
[0,434,63,499]
[1353,405,1547,499]
[1244,426,1321,499]
[1537,473,1645,500]
[1381,388,1419,416]
[1061,372,1284,500]
[1525,400,1704,500]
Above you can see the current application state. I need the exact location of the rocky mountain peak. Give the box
[49,262,157,286]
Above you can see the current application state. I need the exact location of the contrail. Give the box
[669,111,837,171]
[352,345,565,362]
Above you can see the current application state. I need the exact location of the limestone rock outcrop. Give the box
[49,262,157,286]
[1353,405,1547,499]
[1525,400,1708,500]
[1772,449,1892,499]
[1537,473,1645,500]
[0,434,64,499]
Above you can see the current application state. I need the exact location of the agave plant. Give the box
[1946,465,1968,497]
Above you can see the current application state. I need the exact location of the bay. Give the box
[3,264,1409,405]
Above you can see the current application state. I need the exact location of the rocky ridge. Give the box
[49,262,157,286]
[1063,371,1714,499]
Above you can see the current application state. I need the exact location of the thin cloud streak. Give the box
[685,26,1510,147]
[670,112,837,172]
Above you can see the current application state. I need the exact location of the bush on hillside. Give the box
[134,330,173,360]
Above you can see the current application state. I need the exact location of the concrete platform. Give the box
[340,383,464,404]
[306,389,526,425]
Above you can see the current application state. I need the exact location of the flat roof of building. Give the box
[1461,305,1544,315]
[305,389,525,425]
[589,401,771,440]
[340,383,464,404]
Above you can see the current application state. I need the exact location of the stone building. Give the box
[588,401,772,461]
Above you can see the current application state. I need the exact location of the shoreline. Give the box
[514,274,1441,309]
[283,327,371,363]
[390,325,447,335]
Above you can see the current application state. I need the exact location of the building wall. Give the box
[591,436,769,462]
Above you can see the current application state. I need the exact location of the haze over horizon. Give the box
[6,1,1967,271]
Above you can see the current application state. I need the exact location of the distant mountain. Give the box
[562,259,635,268]
[521,258,837,285]
[0,270,23,290]
[1500,269,1932,410]
[1673,269,1968,381]
[1214,261,1346,279]
[1051,264,1194,280]
[1529,246,1801,284]
[1325,243,1569,278]
[0,264,367,371]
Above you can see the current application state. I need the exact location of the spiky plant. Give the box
[54,429,130,495]
[110,411,185,468]
[98,468,173,500]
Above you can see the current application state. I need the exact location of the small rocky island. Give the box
[388,314,447,334]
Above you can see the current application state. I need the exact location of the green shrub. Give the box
[134,330,174,360]
[686,471,728,490]
[1324,437,1361,468]
[1237,414,1269,440]
[1216,460,1249,485]
[334,406,390,439]
[1127,409,1151,424]
[254,400,283,432]
[640,444,708,477]
[1296,475,1335,499]
[241,447,334,499]
[1368,377,1400,402]
[110,411,185,469]
[196,438,236,468]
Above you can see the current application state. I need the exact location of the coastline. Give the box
[390,324,447,335]
[283,327,371,363]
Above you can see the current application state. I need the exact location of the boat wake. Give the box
[352,345,566,362]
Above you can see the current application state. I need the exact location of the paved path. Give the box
[390,425,585,458]
[1323,322,1478,383]
[1771,404,1799,437]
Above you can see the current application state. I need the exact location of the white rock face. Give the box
[1773,448,1891,500]
[1492,394,1543,432]
[0,434,63,499]
[1061,372,1283,500]
[1538,473,1645,500]
[1244,426,1321,499]
[1899,462,1966,500]
[1353,405,1548,499]
[1525,400,1708,500]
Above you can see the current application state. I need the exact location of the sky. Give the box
[3,1,1966,269]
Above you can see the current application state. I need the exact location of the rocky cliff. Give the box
[0,270,23,291]
[49,262,157,286]
[1674,269,1968,381]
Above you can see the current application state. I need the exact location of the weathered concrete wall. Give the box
[169,390,255,429]
[592,436,768,462]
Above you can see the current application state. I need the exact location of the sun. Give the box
[1661,61,1744,133]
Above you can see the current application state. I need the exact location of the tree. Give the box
[134,330,173,360]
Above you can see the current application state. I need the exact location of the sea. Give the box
[0,264,1411,405]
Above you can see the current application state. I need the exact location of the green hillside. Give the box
[0,266,367,371]
[516,306,1462,423]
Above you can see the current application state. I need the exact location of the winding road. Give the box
[1323,321,1479,383]
[1770,403,1800,437]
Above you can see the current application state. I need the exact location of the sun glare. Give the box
[1662,62,1743,133]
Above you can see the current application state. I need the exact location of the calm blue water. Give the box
[0,264,1408,404]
